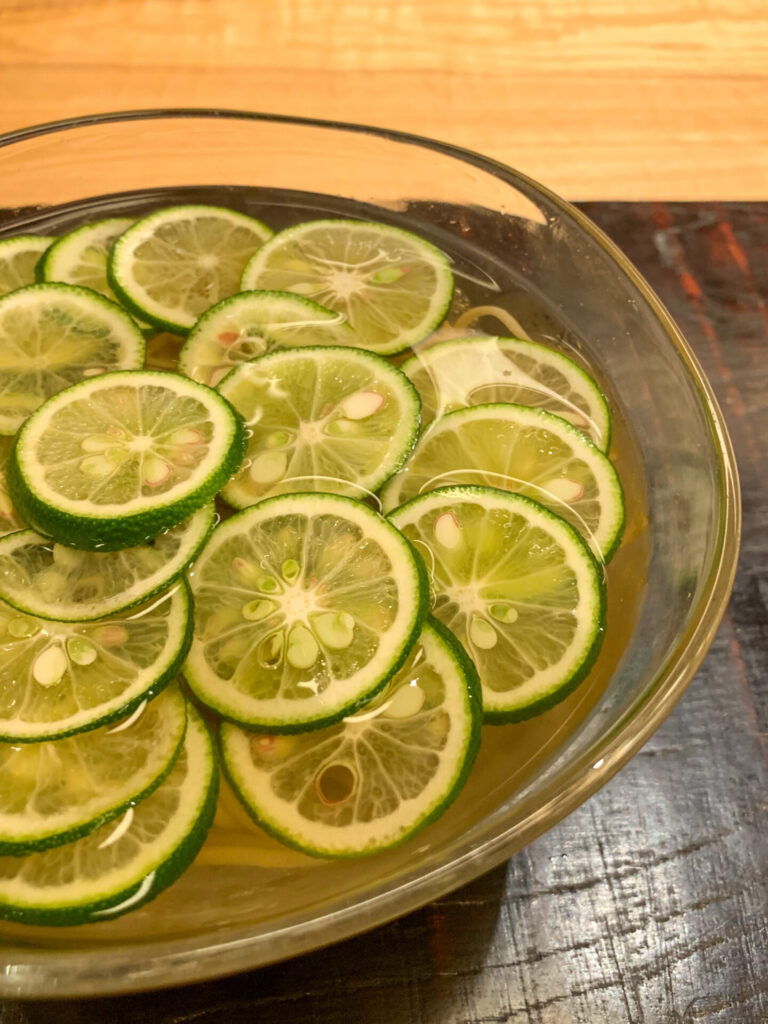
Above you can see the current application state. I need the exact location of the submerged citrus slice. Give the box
[0,437,25,538]
[389,487,605,721]
[0,283,146,435]
[0,581,191,741]
[380,403,624,562]
[39,217,134,304]
[217,346,421,507]
[7,370,246,550]
[0,683,187,855]
[221,617,481,857]
[0,504,214,621]
[184,492,429,731]
[108,205,273,332]
[0,235,56,297]
[0,707,218,926]
[402,335,612,449]
[241,219,454,355]
[178,290,356,386]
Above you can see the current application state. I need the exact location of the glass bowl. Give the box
[0,110,740,998]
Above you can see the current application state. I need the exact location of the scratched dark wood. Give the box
[1,203,766,1024]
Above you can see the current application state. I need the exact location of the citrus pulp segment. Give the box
[221,617,481,857]
[0,504,214,621]
[184,492,429,731]
[178,290,357,386]
[379,403,624,562]
[217,346,421,507]
[240,219,454,355]
[7,370,246,550]
[389,487,605,721]
[0,235,56,297]
[108,205,273,332]
[0,283,146,435]
[0,707,218,926]
[0,683,187,855]
[402,335,612,449]
[0,581,192,742]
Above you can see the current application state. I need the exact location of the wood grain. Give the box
[1,201,765,1022]
[1,0,767,199]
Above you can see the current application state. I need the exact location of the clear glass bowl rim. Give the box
[0,108,741,997]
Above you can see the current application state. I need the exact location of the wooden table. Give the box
[1,0,767,200]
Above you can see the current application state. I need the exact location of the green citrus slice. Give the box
[241,219,454,355]
[184,492,429,732]
[0,235,56,297]
[0,707,218,926]
[389,487,605,721]
[402,336,612,449]
[108,205,273,333]
[0,283,146,436]
[178,290,357,386]
[39,217,134,302]
[0,503,213,621]
[7,370,246,551]
[221,617,481,857]
[217,346,421,507]
[380,403,624,562]
[0,683,187,855]
[0,581,192,742]
[38,216,154,333]
[0,437,25,538]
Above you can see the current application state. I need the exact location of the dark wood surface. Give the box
[1,202,766,1023]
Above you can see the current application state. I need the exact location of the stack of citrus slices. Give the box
[0,204,624,924]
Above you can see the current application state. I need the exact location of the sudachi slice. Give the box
[380,403,624,562]
[0,581,192,741]
[7,370,246,550]
[217,345,420,506]
[0,707,218,926]
[179,290,356,387]
[221,618,481,857]
[184,492,429,731]
[0,283,145,436]
[241,219,454,355]
[389,486,605,721]
[0,683,187,854]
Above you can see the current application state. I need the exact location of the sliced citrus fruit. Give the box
[241,219,453,355]
[389,486,605,721]
[380,403,624,562]
[0,235,56,297]
[217,346,420,507]
[108,205,273,333]
[0,436,25,538]
[39,217,134,303]
[0,283,146,435]
[184,492,429,731]
[402,335,611,449]
[221,617,481,857]
[7,370,246,550]
[0,503,213,621]
[0,581,192,742]
[0,683,187,855]
[178,290,356,386]
[0,707,217,926]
